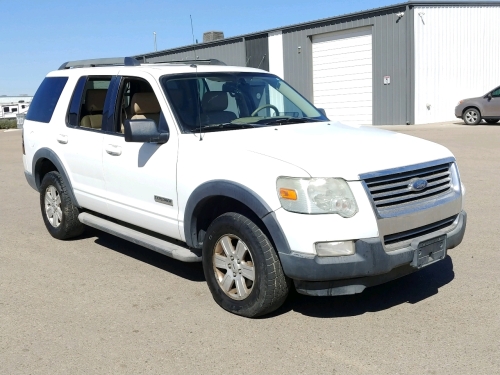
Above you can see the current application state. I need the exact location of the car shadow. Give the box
[267,255,455,319]
[74,227,454,318]
[454,120,500,126]
[77,227,205,282]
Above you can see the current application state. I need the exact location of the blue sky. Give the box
[0,0,452,95]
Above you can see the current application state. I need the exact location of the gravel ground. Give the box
[1,122,499,375]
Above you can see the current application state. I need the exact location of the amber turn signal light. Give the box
[279,188,298,200]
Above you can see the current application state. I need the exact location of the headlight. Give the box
[276,177,358,217]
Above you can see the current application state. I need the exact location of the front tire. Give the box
[202,213,289,318]
[40,171,84,240]
[463,108,481,125]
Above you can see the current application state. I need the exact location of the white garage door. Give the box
[312,27,373,125]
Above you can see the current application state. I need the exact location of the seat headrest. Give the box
[85,90,107,112]
[202,92,228,112]
[131,92,161,115]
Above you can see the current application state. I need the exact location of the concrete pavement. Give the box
[1,123,499,374]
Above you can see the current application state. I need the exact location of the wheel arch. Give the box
[183,180,291,255]
[32,148,80,207]
[462,106,481,116]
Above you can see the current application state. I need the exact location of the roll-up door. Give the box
[312,27,372,125]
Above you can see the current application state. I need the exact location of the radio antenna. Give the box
[190,15,203,140]
[190,15,197,60]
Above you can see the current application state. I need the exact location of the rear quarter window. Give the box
[26,77,68,123]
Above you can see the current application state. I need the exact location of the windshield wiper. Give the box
[190,123,256,133]
[256,117,323,126]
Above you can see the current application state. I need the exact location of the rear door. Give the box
[101,71,181,240]
[59,75,111,213]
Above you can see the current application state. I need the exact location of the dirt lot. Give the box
[1,122,499,374]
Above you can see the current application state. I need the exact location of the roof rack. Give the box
[58,57,141,70]
[145,58,227,66]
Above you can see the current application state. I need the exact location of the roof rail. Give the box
[146,59,227,66]
[58,57,141,70]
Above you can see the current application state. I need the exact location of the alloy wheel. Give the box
[212,234,255,300]
[44,185,62,228]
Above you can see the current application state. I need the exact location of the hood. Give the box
[200,122,454,180]
[459,96,483,103]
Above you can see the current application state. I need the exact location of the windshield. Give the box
[161,72,328,133]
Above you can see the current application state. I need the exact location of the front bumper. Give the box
[280,210,467,296]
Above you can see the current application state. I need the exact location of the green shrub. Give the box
[0,119,17,129]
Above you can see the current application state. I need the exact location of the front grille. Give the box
[363,163,453,210]
[384,215,458,247]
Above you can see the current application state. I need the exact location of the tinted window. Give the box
[26,77,68,123]
[67,77,87,126]
[491,88,500,98]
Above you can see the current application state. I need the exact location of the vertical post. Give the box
[154,32,157,52]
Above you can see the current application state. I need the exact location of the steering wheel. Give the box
[251,104,280,117]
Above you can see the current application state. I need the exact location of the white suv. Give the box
[22,57,467,317]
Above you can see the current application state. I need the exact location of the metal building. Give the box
[135,1,500,125]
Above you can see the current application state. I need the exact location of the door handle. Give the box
[56,134,68,144]
[105,144,122,156]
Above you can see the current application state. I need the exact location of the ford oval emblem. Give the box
[408,178,428,192]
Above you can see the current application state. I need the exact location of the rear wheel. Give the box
[202,212,289,318]
[40,171,84,240]
[485,118,499,124]
[463,108,481,125]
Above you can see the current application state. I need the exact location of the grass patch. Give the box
[0,119,18,129]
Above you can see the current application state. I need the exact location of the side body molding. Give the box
[32,148,80,207]
[183,180,291,254]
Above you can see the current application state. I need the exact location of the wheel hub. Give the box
[44,185,62,228]
[213,234,255,300]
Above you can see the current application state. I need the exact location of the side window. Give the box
[115,77,166,134]
[164,78,199,130]
[67,77,86,126]
[26,77,68,123]
[66,76,112,130]
[491,88,500,98]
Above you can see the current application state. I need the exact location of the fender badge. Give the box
[154,195,173,206]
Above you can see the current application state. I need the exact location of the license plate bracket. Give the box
[411,235,447,269]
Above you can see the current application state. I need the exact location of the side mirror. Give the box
[123,119,169,144]
[317,108,329,119]
[487,93,493,100]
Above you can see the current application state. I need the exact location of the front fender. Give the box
[183,180,291,254]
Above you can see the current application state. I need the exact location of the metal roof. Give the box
[135,1,500,58]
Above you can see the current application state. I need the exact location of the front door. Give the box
[101,73,181,240]
[481,87,500,117]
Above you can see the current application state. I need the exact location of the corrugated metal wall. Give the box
[282,6,409,125]
[140,38,247,66]
[245,34,269,70]
[413,6,500,124]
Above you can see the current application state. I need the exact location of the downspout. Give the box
[406,3,415,125]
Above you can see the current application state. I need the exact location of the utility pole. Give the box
[153,32,157,52]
